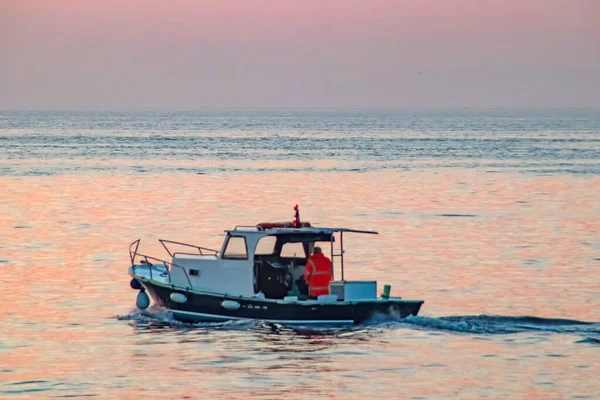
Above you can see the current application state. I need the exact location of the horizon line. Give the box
[2,105,600,112]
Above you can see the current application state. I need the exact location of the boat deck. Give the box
[129,264,171,285]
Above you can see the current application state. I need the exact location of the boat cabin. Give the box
[163,223,378,300]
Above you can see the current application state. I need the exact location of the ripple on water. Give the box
[575,337,600,345]
[1,380,96,397]
[435,213,477,217]
[523,259,543,265]
[2,381,52,395]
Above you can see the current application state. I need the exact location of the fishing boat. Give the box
[127,206,424,325]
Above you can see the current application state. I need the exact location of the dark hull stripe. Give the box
[141,280,423,324]
[170,309,354,325]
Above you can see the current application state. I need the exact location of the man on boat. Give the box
[304,246,333,298]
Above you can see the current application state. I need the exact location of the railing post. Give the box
[129,239,140,265]
[330,235,334,279]
[145,256,152,280]
[340,231,344,280]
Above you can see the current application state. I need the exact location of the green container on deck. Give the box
[382,284,391,299]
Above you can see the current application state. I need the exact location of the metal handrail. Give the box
[172,251,219,258]
[159,239,220,257]
[129,239,141,265]
[132,253,195,291]
[136,254,168,280]
[129,239,194,290]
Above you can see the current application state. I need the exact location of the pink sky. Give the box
[1,0,599,108]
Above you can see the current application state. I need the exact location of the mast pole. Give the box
[330,234,335,279]
[340,231,344,280]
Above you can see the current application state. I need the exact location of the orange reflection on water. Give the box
[1,170,599,399]
[1,171,599,318]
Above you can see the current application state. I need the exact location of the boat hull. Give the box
[137,279,423,325]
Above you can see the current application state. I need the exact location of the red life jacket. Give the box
[304,253,333,297]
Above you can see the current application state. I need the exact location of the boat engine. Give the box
[257,260,293,299]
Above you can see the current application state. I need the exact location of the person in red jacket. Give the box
[304,246,333,297]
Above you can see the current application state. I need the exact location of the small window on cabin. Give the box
[281,242,306,258]
[222,236,248,259]
[255,236,276,256]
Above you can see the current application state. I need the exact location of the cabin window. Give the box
[255,236,276,256]
[281,242,306,258]
[222,236,248,260]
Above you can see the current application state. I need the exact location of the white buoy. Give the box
[221,300,241,310]
[170,292,187,304]
[136,290,150,310]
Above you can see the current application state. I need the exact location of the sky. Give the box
[1,0,599,109]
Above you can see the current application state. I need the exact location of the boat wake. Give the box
[116,306,256,331]
[366,312,600,344]
[116,307,600,343]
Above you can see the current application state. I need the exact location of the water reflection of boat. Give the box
[127,206,424,325]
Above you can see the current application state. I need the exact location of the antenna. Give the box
[292,204,300,228]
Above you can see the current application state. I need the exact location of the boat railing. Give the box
[129,239,194,290]
[159,239,220,258]
[129,239,141,265]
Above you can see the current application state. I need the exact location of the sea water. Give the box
[0,109,599,399]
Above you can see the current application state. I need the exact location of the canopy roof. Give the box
[226,226,378,235]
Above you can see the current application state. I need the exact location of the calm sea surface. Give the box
[1,109,599,399]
